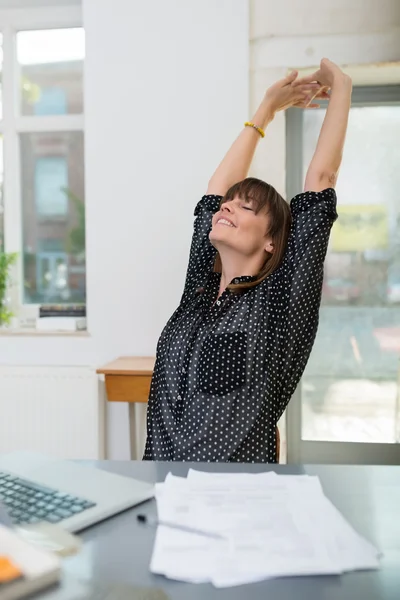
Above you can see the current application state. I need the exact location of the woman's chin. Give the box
[210,226,231,242]
[209,231,226,248]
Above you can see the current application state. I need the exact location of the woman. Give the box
[144,58,352,463]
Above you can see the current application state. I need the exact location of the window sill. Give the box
[0,327,90,337]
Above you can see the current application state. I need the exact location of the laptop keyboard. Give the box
[0,471,96,526]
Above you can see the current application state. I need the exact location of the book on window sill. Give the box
[0,524,61,600]
[36,317,87,332]
[39,304,86,318]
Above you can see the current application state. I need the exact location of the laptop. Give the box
[0,452,154,533]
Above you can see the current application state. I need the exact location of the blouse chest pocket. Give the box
[197,330,248,396]
[197,301,248,396]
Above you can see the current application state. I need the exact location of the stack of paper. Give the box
[150,470,381,588]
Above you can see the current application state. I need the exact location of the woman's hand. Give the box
[264,70,324,115]
[206,66,330,197]
[292,58,351,91]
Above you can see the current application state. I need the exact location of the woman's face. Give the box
[209,196,273,257]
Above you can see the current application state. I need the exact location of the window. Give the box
[17,28,84,116]
[1,9,85,316]
[21,131,85,303]
[286,85,400,464]
[34,157,69,217]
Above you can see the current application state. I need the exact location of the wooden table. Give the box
[97,357,155,459]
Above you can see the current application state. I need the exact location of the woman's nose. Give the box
[222,202,233,213]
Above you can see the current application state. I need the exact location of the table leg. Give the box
[129,403,138,460]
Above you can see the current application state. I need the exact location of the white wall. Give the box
[84,0,248,457]
[0,0,249,459]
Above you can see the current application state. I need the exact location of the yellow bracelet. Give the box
[244,121,265,138]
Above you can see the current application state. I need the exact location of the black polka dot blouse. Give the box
[143,188,338,463]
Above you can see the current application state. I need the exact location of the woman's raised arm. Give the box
[207,71,322,196]
[295,59,352,193]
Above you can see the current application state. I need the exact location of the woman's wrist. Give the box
[331,72,352,91]
[252,98,275,129]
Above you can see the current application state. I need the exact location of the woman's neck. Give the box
[217,251,265,297]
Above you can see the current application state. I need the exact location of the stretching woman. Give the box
[144,58,352,463]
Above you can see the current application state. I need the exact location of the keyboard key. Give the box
[54,508,73,519]
[70,504,85,514]
[73,498,88,506]
[27,516,41,524]
[14,478,56,495]
[45,513,62,523]
[64,495,78,503]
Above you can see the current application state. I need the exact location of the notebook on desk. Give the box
[0,517,61,600]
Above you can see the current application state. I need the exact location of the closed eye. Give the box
[242,205,254,211]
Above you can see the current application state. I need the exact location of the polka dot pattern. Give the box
[143,188,338,463]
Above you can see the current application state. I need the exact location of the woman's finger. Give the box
[298,83,322,90]
[291,71,320,87]
[293,95,321,107]
[314,90,330,99]
[298,91,317,102]
[284,70,298,85]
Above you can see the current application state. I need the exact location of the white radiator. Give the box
[0,366,105,459]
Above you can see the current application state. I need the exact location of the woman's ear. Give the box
[264,239,274,254]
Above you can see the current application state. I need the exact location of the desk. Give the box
[42,461,399,600]
[97,357,155,459]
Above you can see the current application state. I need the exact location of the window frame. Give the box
[285,83,400,465]
[0,5,83,322]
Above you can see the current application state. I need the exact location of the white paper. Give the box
[149,469,380,587]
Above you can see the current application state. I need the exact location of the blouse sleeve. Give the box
[180,194,222,303]
[268,188,338,419]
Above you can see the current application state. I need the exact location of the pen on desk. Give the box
[136,514,225,540]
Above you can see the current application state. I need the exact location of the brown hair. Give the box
[214,177,292,291]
